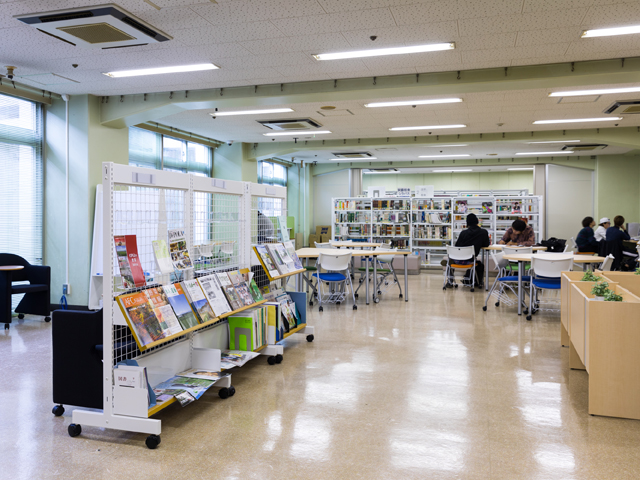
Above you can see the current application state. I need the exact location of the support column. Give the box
[349,168,363,197]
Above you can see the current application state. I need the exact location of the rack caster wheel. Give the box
[229,386,236,397]
[454,284,458,288]
[482,306,487,311]
[309,301,313,306]
[4,323,8,330]
[336,301,341,305]
[18,314,24,319]
[354,293,358,299]
[319,306,323,312]
[68,424,82,437]
[524,309,529,314]
[352,305,357,310]
[306,334,314,342]
[442,287,446,291]
[267,356,276,365]
[219,387,230,399]
[495,302,500,307]
[526,315,532,321]
[45,316,51,323]
[52,405,65,416]
[399,294,403,299]
[373,298,380,304]
[359,278,363,284]
[145,434,161,449]
[275,354,283,364]
[470,288,475,292]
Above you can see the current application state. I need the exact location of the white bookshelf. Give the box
[371,197,411,249]
[332,197,372,241]
[452,196,496,245]
[411,197,452,267]
[494,195,543,242]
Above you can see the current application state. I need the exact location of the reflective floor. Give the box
[3,273,640,480]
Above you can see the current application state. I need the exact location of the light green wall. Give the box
[213,143,258,182]
[44,95,128,306]
[595,155,640,222]
[362,171,534,192]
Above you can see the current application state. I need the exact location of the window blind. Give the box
[0,93,43,266]
[259,161,287,187]
[129,127,162,169]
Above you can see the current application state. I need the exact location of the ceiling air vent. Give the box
[364,168,398,173]
[604,100,640,115]
[258,118,322,131]
[14,4,172,49]
[331,152,374,159]
[562,144,607,151]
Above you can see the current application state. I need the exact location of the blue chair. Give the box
[483,251,530,311]
[527,254,574,321]
[312,251,357,312]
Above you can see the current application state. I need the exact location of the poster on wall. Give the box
[367,186,386,198]
[397,187,411,197]
[415,185,435,198]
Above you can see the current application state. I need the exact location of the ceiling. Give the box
[3,0,640,97]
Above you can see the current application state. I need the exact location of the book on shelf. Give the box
[116,291,166,348]
[240,268,264,303]
[114,235,146,288]
[182,278,217,323]
[163,283,200,330]
[253,245,280,280]
[193,275,232,317]
[168,229,193,270]
[275,292,299,333]
[227,270,255,307]
[220,350,261,370]
[176,368,231,382]
[215,272,243,310]
[152,239,174,275]
[264,302,283,344]
[144,287,184,336]
[283,240,303,270]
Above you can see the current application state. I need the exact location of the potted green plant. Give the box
[635,267,640,275]
[582,270,601,282]
[590,281,610,301]
[604,290,624,302]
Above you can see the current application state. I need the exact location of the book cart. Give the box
[332,193,543,267]
[68,163,312,448]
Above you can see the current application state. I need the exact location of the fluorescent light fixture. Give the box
[364,98,462,108]
[582,25,640,38]
[426,144,468,147]
[364,170,401,174]
[330,157,377,161]
[390,124,466,131]
[211,108,293,116]
[418,154,471,158]
[263,130,331,136]
[508,168,535,171]
[533,117,621,125]
[431,169,472,173]
[104,63,219,78]
[550,86,640,97]
[527,140,580,144]
[313,42,455,61]
[515,151,574,155]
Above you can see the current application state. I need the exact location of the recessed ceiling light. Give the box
[582,25,640,38]
[263,130,331,136]
[515,151,574,155]
[487,153,498,156]
[390,124,466,131]
[104,63,219,78]
[431,169,473,173]
[211,108,293,116]
[312,42,455,61]
[320,106,336,110]
[425,144,468,147]
[549,87,640,97]
[527,140,581,144]
[418,154,471,158]
[330,157,377,161]
[533,117,621,124]
[364,98,462,108]
[508,167,535,171]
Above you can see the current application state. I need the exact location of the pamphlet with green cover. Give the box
[228,314,255,351]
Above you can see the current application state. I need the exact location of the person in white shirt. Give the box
[594,217,610,242]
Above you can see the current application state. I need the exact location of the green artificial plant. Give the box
[582,270,601,282]
[604,290,624,302]
[590,281,610,297]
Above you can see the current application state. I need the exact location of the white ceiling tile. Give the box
[240,33,351,55]
[456,0,524,19]
[270,8,397,37]
[516,28,582,46]
[135,6,214,31]
[522,0,597,13]
[458,8,589,36]
[390,2,460,25]
[582,2,640,28]
[316,0,430,13]
[342,22,459,48]
[566,35,640,55]
[190,0,326,25]
[456,32,518,51]
[170,21,284,46]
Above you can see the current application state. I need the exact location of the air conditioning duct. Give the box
[603,100,640,114]
[331,152,374,159]
[258,118,323,130]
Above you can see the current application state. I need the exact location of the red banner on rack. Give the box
[114,235,146,288]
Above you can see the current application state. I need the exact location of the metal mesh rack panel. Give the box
[251,195,287,289]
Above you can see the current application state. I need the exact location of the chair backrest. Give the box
[564,237,576,253]
[502,246,533,256]
[374,244,396,263]
[531,254,574,278]
[446,245,475,261]
[318,251,352,271]
[600,254,615,271]
[491,251,510,272]
[221,241,234,254]
[0,253,30,281]
[628,222,640,238]
[314,242,333,249]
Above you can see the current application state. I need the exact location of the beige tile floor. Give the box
[2,273,640,480]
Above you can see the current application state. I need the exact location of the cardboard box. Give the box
[315,225,331,236]
[320,234,331,243]
[308,234,319,247]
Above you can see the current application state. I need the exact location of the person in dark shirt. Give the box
[453,213,490,286]
[498,219,535,246]
[576,216,599,252]
[606,215,631,243]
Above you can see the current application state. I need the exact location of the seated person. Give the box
[453,213,490,285]
[576,216,599,252]
[606,215,631,244]
[498,219,535,246]
[594,217,610,243]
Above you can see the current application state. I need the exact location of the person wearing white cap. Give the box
[594,217,610,242]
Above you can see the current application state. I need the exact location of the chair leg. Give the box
[484,274,500,309]
[527,281,533,320]
[390,265,402,296]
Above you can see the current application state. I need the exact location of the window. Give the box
[259,160,287,187]
[0,93,43,267]
[128,127,212,176]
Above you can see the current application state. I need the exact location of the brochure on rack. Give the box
[153,375,217,400]
[168,229,193,270]
[220,350,261,370]
[177,369,231,382]
[114,235,146,288]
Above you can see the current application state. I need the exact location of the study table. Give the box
[502,253,604,316]
[330,242,383,249]
[481,245,547,291]
[296,248,411,305]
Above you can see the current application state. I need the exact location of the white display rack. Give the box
[332,194,543,267]
[71,163,312,448]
